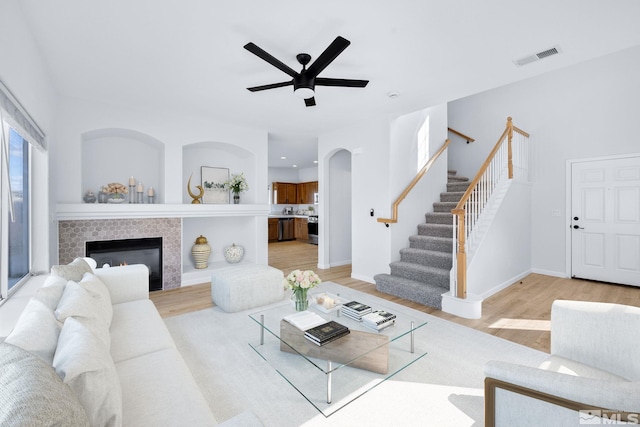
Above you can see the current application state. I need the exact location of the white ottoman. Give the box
[211,264,285,312]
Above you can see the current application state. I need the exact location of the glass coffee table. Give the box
[248,290,428,417]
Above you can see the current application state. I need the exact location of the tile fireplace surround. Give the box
[58,218,181,290]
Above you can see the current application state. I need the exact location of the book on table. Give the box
[304,320,350,346]
[341,301,372,320]
[283,310,327,331]
[362,310,396,327]
[363,319,396,332]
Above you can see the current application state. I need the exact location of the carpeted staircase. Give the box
[374,170,470,309]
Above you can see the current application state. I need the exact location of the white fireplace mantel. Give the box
[56,203,271,220]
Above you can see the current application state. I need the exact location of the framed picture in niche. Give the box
[201,166,229,204]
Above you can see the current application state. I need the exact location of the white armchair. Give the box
[484,300,640,426]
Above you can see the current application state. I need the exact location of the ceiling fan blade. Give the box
[315,77,369,88]
[244,42,298,78]
[247,81,293,92]
[304,97,316,107]
[306,36,351,78]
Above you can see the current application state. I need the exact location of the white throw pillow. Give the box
[5,298,62,365]
[80,272,113,327]
[53,317,122,427]
[51,258,93,282]
[55,281,110,350]
[35,283,66,311]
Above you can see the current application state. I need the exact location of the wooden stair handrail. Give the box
[453,127,509,212]
[377,139,451,225]
[448,127,476,143]
[452,117,529,299]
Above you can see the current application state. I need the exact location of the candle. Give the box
[147,187,154,197]
[137,183,144,193]
[129,176,135,186]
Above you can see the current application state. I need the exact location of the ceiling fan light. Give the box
[294,87,314,99]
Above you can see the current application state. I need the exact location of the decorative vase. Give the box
[291,288,309,311]
[98,191,109,203]
[191,235,211,269]
[107,194,126,204]
[83,190,97,203]
[233,192,240,204]
[223,243,244,263]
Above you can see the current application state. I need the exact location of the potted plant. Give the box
[224,173,249,204]
[283,269,322,311]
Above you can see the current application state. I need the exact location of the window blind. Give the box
[0,79,46,151]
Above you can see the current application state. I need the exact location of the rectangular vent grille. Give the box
[514,45,561,67]
[536,47,559,59]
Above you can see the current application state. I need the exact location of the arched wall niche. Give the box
[81,128,165,203]
[182,141,257,204]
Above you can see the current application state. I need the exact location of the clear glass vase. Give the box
[291,288,309,311]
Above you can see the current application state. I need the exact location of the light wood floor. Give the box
[150,240,640,353]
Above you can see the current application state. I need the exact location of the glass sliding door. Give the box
[7,128,30,290]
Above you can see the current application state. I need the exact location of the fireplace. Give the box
[86,237,163,291]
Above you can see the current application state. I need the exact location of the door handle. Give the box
[573,225,584,229]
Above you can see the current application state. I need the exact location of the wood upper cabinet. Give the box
[273,182,297,204]
[297,181,318,205]
[294,217,308,240]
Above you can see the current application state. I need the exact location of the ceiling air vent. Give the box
[514,45,561,67]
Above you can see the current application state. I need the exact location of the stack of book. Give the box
[361,310,396,332]
[341,301,372,321]
[304,321,350,346]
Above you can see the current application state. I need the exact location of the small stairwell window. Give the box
[417,116,430,171]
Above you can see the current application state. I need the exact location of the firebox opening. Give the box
[86,237,162,292]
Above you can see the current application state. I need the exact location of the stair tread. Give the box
[409,235,451,242]
[400,247,452,258]
[374,274,449,309]
[389,261,450,275]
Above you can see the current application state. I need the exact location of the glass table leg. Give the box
[327,360,332,404]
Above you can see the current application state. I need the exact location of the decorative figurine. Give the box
[187,173,204,204]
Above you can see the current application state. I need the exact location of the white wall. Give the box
[467,181,532,296]
[318,119,391,281]
[388,104,449,262]
[448,45,640,277]
[55,97,267,205]
[328,150,351,266]
[0,0,56,272]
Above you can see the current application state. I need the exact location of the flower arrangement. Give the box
[101,182,128,198]
[223,173,249,194]
[284,269,322,311]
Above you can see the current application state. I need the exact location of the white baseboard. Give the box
[441,292,483,319]
[478,270,532,299]
[350,273,374,284]
[531,268,568,278]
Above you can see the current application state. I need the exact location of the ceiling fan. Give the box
[244,36,369,107]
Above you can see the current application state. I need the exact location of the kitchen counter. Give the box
[268,214,313,219]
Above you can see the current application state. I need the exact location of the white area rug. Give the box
[164,282,547,427]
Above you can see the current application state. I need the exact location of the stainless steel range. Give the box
[307,215,318,245]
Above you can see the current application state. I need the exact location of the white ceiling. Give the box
[16,1,640,167]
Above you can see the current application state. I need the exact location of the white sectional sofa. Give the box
[0,258,261,427]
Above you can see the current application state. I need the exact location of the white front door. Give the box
[571,155,640,286]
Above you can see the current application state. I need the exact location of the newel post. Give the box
[452,208,467,299]
[507,116,514,179]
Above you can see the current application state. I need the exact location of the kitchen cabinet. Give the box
[268,218,279,241]
[297,181,318,205]
[294,217,308,240]
[273,182,297,204]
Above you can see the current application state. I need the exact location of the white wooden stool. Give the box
[211,264,285,312]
